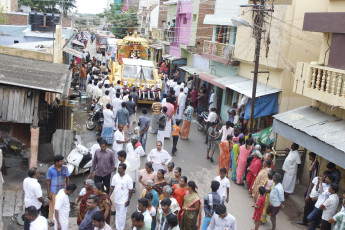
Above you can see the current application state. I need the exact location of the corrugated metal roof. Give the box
[203,15,235,26]
[213,74,281,98]
[0,54,70,93]
[273,106,345,153]
[178,66,202,75]
[63,47,82,58]
[148,43,163,50]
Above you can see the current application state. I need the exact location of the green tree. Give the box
[100,4,138,39]
[18,0,76,13]
[0,6,8,24]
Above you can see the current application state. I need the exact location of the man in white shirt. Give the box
[23,168,47,230]
[307,174,335,230]
[111,93,123,120]
[208,89,217,112]
[24,206,48,230]
[219,121,234,143]
[137,198,152,229]
[147,141,172,171]
[174,82,182,97]
[113,124,130,167]
[320,184,339,229]
[101,103,115,145]
[215,168,230,203]
[208,204,237,230]
[176,88,186,121]
[92,211,113,230]
[282,143,301,194]
[205,107,218,144]
[94,84,103,100]
[54,184,77,230]
[109,163,133,230]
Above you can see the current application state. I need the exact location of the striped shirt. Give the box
[183,106,194,122]
[204,192,222,217]
[333,211,345,230]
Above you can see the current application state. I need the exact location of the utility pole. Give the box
[249,0,269,134]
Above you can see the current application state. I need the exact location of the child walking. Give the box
[252,186,266,230]
[171,120,181,156]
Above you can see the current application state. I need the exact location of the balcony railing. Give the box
[294,62,345,108]
[203,40,234,59]
[151,29,176,43]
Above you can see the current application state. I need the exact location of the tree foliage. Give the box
[18,0,76,13]
[101,3,138,39]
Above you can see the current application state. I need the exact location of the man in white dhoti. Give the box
[147,141,172,171]
[126,138,146,192]
[54,184,77,230]
[109,163,133,230]
[208,89,217,112]
[282,143,301,194]
[176,88,186,121]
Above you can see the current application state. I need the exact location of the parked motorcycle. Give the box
[66,138,92,176]
[86,102,104,134]
[0,137,25,154]
[196,111,221,138]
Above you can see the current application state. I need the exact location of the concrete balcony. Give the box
[294,62,345,108]
[201,40,234,65]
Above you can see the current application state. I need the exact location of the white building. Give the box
[137,0,159,38]
[0,0,17,13]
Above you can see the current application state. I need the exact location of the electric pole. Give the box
[249,0,270,134]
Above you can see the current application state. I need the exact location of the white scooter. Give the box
[66,138,92,175]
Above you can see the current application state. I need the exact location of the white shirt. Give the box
[147,148,172,171]
[111,173,133,204]
[309,177,326,199]
[142,209,152,230]
[219,126,234,142]
[94,223,113,230]
[126,143,145,171]
[109,87,116,101]
[103,109,115,127]
[54,189,70,230]
[99,95,111,108]
[322,193,340,221]
[117,160,131,175]
[207,111,217,123]
[178,93,187,107]
[209,93,216,107]
[90,143,100,160]
[94,88,103,99]
[315,185,331,208]
[174,85,182,96]
[30,215,48,230]
[23,177,43,209]
[282,150,301,174]
[111,97,123,115]
[208,213,237,230]
[183,86,189,94]
[113,130,125,152]
[214,176,230,198]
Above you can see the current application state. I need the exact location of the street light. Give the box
[231,16,251,27]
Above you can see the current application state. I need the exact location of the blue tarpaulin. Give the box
[244,93,278,120]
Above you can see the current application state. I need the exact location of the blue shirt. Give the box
[46,165,70,194]
[115,108,130,125]
[79,207,99,230]
[139,115,150,133]
[269,183,284,207]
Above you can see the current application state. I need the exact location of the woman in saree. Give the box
[246,150,263,191]
[94,182,111,224]
[251,159,272,201]
[181,181,202,230]
[231,136,244,181]
[173,176,188,221]
[153,169,169,195]
[236,138,253,185]
[261,170,275,224]
[219,134,233,177]
[139,162,157,193]
[75,179,95,225]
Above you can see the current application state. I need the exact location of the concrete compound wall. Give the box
[0,45,53,62]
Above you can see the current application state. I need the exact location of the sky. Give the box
[76,0,108,14]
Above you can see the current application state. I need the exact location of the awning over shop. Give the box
[203,15,234,26]
[162,54,172,59]
[71,40,85,47]
[148,44,163,50]
[178,66,202,75]
[63,47,82,58]
[244,93,279,119]
[273,106,345,168]
[199,72,227,89]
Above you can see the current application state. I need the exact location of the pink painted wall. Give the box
[175,0,193,45]
[170,44,181,57]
